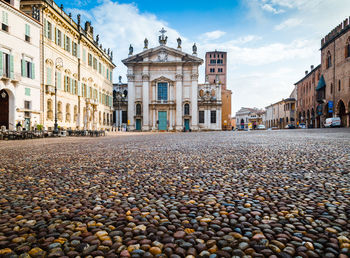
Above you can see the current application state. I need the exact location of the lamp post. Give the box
[54,58,63,135]
[116,91,125,131]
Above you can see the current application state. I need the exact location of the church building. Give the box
[122,29,222,131]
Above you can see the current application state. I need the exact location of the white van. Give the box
[324,117,341,128]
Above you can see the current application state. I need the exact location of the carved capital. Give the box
[127,74,135,81]
[191,74,199,80]
[175,74,183,81]
[142,73,150,81]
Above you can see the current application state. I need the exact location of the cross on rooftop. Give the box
[160,28,167,37]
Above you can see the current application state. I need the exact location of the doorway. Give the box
[184,119,190,131]
[0,89,9,129]
[136,119,141,131]
[158,111,167,131]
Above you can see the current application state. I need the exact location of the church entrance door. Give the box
[158,111,167,131]
[184,119,190,131]
[0,90,9,129]
[136,119,141,131]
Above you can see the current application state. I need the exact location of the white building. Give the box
[123,29,207,132]
[198,79,222,130]
[0,0,41,130]
[21,0,115,131]
[235,107,264,129]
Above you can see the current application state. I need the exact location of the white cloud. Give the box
[200,30,226,41]
[261,3,284,14]
[275,18,302,30]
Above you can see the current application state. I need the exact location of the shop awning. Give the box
[316,75,326,91]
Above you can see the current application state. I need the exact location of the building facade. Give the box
[198,80,222,131]
[319,18,350,127]
[123,30,213,132]
[20,0,115,131]
[113,76,128,130]
[0,0,41,130]
[264,98,296,129]
[235,107,264,129]
[205,51,232,130]
[295,65,321,128]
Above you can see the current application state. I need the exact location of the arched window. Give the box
[57,101,62,121]
[327,51,332,68]
[74,105,78,122]
[184,103,190,115]
[345,37,350,58]
[136,103,141,115]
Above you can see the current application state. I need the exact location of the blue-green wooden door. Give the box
[136,119,141,131]
[158,111,167,130]
[184,119,190,131]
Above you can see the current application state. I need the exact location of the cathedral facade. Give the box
[123,29,222,132]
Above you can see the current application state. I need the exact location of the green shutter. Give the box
[10,55,14,79]
[69,78,73,94]
[77,44,80,58]
[47,67,52,85]
[0,51,3,77]
[21,60,26,77]
[2,11,8,25]
[77,81,81,96]
[25,24,30,37]
[57,72,61,90]
[25,88,31,96]
[31,63,35,79]
[110,71,112,82]
[55,28,58,44]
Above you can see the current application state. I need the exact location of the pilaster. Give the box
[127,72,135,131]
[175,73,183,131]
[142,73,150,131]
[191,73,199,130]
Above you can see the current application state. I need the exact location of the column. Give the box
[127,71,135,131]
[169,108,173,130]
[206,109,210,129]
[142,73,150,131]
[191,72,199,130]
[152,108,156,131]
[175,73,183,131]
[218,108,222,130]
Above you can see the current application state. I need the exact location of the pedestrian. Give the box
[16,121,22,131]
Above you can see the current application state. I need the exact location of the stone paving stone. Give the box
[0,129,349,257]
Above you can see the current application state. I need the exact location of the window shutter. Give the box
[109,96,112,107]
[31,63,35,79]
[0,51,3,77]
[57,72,61,90]
[77,81,81,96]
[2,11,8,25]
[10,55,14,79]
[21,60,25,77]
[69,78,72,94]
[110,71,112,82]
[47,67,52,85]
[55,27,58,44]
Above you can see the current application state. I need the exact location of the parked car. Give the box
[257,124,266,130]
[285,124,296,129]
[298,123,306,129]
[324,117,341,128]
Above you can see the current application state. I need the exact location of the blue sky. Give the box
[62,0,350,114]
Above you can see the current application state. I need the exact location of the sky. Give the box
[60,0,350,114]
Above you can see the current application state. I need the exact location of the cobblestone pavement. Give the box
[0,129,349,258]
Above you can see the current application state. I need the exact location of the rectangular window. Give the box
[83,48,86,63]
[22,60,35,79]
[46,67,52,85]
[72,42,77,57]
[25,88,31,97]
[93,57,97,70]
[25,24,31,42]
[199,111,205,124]
[24,100,31,109]
[122,111,127,123]
[217,59,223,64]
[1,52,10,78]
[157,82,168,101]
[210,68,215,73]
[99,62,102,74]
[218,68,223,73]
[56,29,62,46]
[47,21,52,40]
[107,68,109,79]
[2,11,9,32]
[65,36,71,52]
[88,53,92,66]
[210,59,216,64]
[210,110,216,124]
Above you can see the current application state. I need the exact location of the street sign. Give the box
[328,101,333,113]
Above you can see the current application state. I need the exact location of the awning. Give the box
[316,75,326,91]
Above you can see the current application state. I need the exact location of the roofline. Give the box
[321,24,350,51]
[1,0,41,25]
[294,64,321,85]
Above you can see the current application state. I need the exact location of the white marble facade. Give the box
[122,30,205,131]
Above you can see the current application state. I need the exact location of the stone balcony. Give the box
[45,85,55,95]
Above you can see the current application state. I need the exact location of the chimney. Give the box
[305,71,308,75]
[310,65,314,70]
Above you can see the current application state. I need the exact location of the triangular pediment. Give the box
[122,45,203,65]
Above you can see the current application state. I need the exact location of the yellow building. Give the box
[20,0,115,130]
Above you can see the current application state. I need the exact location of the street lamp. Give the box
[54,57,63,135]
[116,91,125,131]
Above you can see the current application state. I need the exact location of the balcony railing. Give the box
[151,100,175,104]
